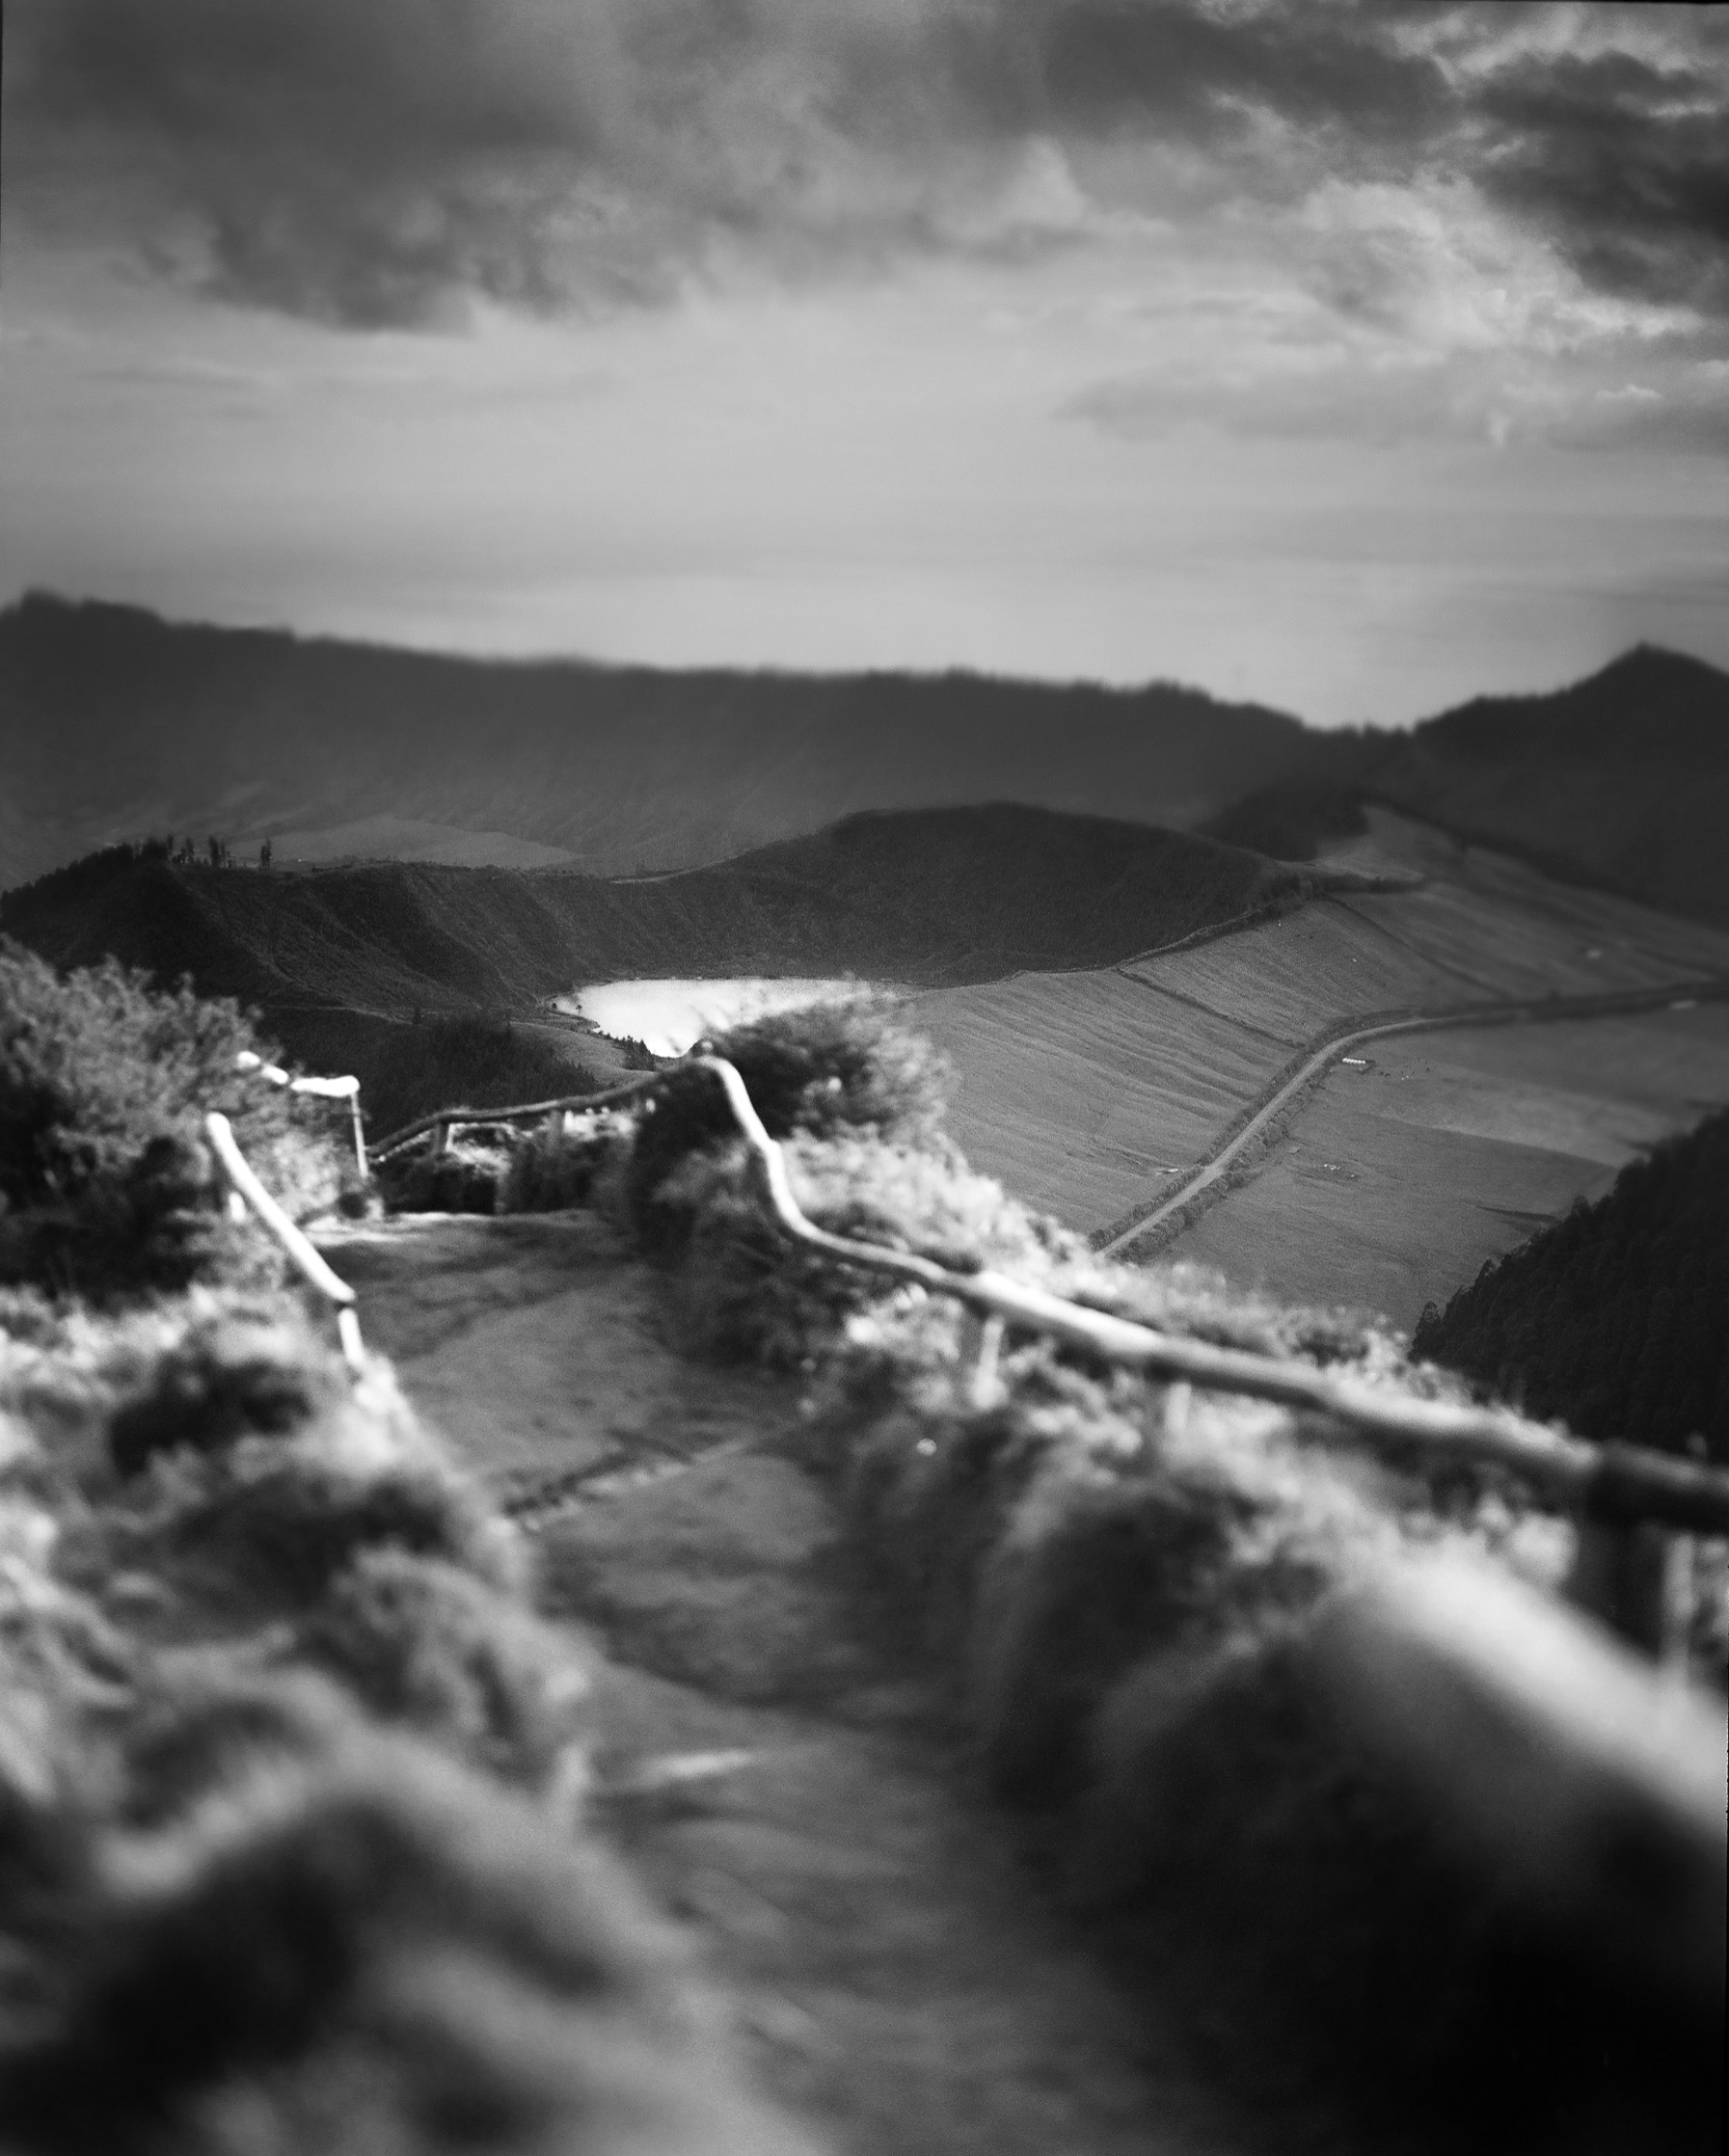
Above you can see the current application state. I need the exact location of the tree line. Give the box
[1413,1106,1728,1462]
[138,833,273,869]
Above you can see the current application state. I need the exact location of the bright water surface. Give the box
[555,978,883,1058]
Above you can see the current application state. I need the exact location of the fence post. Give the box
[1567,1519,1674,1656]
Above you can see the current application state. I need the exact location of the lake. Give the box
[555,977,885,1058]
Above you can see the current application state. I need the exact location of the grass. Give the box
[1172,1010,1729,1329]
[0,970,818,2155]
[0,1285,807,2154]
[0,943,351,1300]
[593,1004,1724,2146]
[912,807,1729,1257]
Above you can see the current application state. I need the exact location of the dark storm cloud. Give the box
[8,0,1725,326]
[1471,40,1729,315]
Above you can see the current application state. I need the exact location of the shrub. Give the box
[660,1128,1041,1366]
[361,1014,598,1140]
[500,1121,629,1214]
[296,1549,586,1784]
[376,1136,511,1216]
[0,1738,812,2156]
[0,943,344,1299]
[118,1666,362,1831]
[106,1308,355,1479]
[95,1393,520,1623]
[628,1004,950,1253]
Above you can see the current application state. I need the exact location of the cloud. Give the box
[6,0,1726,331]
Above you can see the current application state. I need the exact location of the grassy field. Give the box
[912,813,1729,1323]
[910,970,1288,1226]
[1175,1006,1729,1329]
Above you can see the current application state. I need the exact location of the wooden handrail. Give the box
[688,1058,1729,1536]
[368,1075,660,1162]
[204,1112,365,1371]
[344,1051,1729,1534]
[235,1052,367,1176]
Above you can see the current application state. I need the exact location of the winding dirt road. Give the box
[1095,974,1729,1261]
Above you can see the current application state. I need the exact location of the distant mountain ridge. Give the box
[5,594,1722,921]
[0,593,1328,891]
[1369,645,1729,922]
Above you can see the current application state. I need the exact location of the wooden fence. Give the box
[257,1055,1729,1643]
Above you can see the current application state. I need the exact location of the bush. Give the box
[92,1372,521,1624]
[500,1120,629,1214]
[660,1128,1042,1366]
[628,1004,949,1253]
[376,1137,511,1216]
[0,943,345,1299]
[296,1549,587,1784]
[361,1015,598,1141]
[106,1308,355,1479]
[0,1268,811,2156]
[0,1738,811,2156]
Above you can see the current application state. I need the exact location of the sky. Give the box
[2,0,1725,727]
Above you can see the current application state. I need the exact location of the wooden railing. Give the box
[364,1054,1729,1555]
[234,1050,368,1175]
[204,1111,365,1371]
[368,1079,656,1166]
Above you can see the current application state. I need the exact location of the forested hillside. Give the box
[1414,1109,1728,1461]
[1373,646,1729,922]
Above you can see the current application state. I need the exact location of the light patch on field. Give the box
[1175,1008,1729,1331]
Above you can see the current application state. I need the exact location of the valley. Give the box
[6,786,1725,1339]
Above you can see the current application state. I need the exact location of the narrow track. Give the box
[314,1207,1278,2156]
[1097,974,1729,1260]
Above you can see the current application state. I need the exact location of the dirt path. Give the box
[316,1211,1276,2156]
[1095,974,1729,1261]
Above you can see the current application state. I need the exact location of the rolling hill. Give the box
[1371,646,1729,923]
[0,800,1310,1031]
[1206,647,1729,924]
[0,593,1326,891]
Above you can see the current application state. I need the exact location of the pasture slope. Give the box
[912,810,1729,1329]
